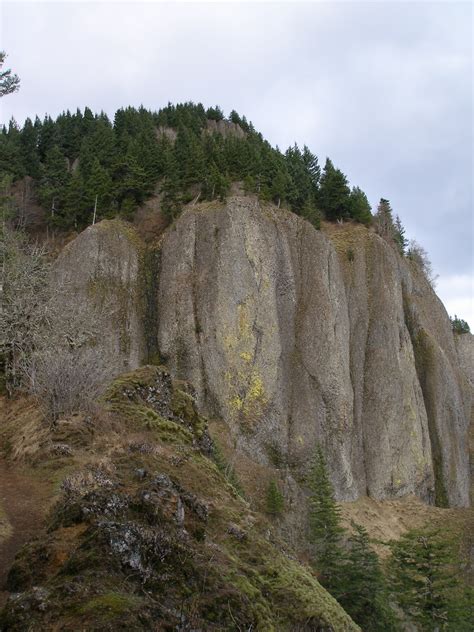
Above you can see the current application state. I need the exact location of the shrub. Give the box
[450,315,470,335]
[265,480,284,516]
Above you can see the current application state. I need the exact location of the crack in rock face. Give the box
[55,200,471,508]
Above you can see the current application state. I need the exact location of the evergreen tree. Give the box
[302,145,321,189]
[39,145,70,217]
[38,115,59,160]
[348,186,372,224]
[340,523,400,631]
[394,215,408,255]
[206,105,225,121]
[374,198,396,242]
[308,443,345,598]
[84,158,114,223]
[113,152,148,213]
[175,125,206,188]
[318,158,351,221]
[19,118,40,178]
[265,480,284,516]
[229,110,242,126]
[270,168,290,208]
[389,528,472,631]
[0,122,24,178]
[62,172,88,229]
[285,143,316,213]
[301,198,321,230]
[0,51,20,97]
[160,160,182,220]
[450,315,470,335]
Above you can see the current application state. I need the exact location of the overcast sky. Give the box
[1,0,472,325]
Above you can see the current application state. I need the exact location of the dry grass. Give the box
[340,494,472,559]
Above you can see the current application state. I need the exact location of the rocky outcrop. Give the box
[52,220,146,376]
[155,199,470,506]
[55,199,471,507]
[1,367,359,632]
[455,333,474,390]
[401,265,471,507]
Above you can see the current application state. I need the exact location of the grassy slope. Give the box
[0,367,359,631]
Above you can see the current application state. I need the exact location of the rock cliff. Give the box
[55,198,471,508]
[52,219,145,375]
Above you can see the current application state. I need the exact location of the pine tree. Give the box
[374,198,396,241]
[160,158,182,220]
[340,523,400,631]
[348,186,372,224]
[265,480,284,516]
[38,115,59,160]
[301,198,321,229]
[389,528,472,631]
[84,158,114,223]
[0,51,20,97]
[302,145,320,189]
[19,118,40,178]
[62,171,89,229]
[285,143,316,214]
[394,215,408,255]
[39,145,70,217]
[206,105,224,121]
[318,158,351,221]
[0,121,24,178]
[308,443,345,598]
[270,169,290,208]
[450,315,470,335]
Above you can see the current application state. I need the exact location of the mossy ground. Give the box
[0,368,360,631]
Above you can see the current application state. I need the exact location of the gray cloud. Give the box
[1,0,472,321]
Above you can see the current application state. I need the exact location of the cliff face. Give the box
[55,199,471,507]
[52,219,145,375]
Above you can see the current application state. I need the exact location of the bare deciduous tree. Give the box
[406,239,438,288]
[1,225,115,420]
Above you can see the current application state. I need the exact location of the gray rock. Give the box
[55,198,471,508]
[52,219,145,376]
[155,198,470,506]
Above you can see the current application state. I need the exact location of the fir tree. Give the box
[301,198,321,229]
[389,528,472,631]
[19,118,40,178]
[85,158,114,223]
[38,115,60,160]
[270,168,290,208]
[0,122,24,178]
[265,480,284,516]
[394,215,408,255]
[0,51,20,97]
[450,315,470,335]
[374,198,396,242]
[340,523,400,631]
[62,171,88,229]
[206,105,225,121]
[39,145,70,217]
[302,145,321,189]
[348,186,372,224]
[318,158,351,221]
[308,443,345,598]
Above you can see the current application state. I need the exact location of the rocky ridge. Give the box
[52,197,472,508]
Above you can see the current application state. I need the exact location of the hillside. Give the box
[1,105,472,631]
[0,367,360,631]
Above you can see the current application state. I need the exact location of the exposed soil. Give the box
[0,460,52,607]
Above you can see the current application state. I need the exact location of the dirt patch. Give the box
[341,494,472,559]
[0,460,53,607]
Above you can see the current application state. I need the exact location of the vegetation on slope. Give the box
[1,102,373,230]
[0,366,360,631]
